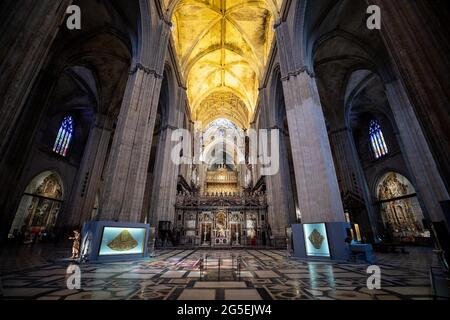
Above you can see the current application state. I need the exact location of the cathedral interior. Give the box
[0,0,449,302]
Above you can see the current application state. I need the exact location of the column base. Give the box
[292,222,351,261]
[270,235,287,248]
[80,221,150,262]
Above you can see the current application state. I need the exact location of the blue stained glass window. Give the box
[369,119,388,159]
[53,116,74,157]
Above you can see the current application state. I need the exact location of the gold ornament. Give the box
[107,230,138,251]
[308,229,325,250]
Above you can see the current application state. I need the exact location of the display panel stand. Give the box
[292,222,350,261]
[80,221,150,262]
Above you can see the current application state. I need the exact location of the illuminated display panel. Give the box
[99,227,146,256]
[303,223,331,257]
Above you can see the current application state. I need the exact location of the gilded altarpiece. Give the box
[175,192,269,246]
[377,172,427,241]
[10,173,63,238]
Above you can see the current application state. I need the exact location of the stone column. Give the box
[264,129,297,241]
[64,115,113,228]
[198,163,207,194]
[149,90,186,226]
[257,90,295,242]
[385,79,450,230]
[281,71,345,223]
[249,122,260,185]
[98,67,160,222]
[369,0,450,189]
[238,129,247,190]
[98,21,171,223]
[274,20,345,223]
[329,126,378,237]
[0,0,72,156]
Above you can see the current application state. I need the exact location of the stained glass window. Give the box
[369,119,388,159]
[53,116,74,157]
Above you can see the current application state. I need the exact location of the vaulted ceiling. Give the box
[166,0,281,128]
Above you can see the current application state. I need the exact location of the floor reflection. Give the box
[0,245,441,300]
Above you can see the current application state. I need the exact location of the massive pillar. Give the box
[64,115,113,228]
[281,70,345,223]
[98,20,171,223]
[264,134,297,241]
[0,0,72,157]
[274,21,345,224]
[0,1,71,240]
[174,117,193,190]
[385,79,450,230]
[264,135,293,231]
[329,126,378,237]
[369,0,450,190]
[149,90,187,226]
[259,89,295,243]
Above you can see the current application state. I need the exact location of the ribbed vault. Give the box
[167,0,280,128]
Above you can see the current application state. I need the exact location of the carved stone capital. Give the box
[281,66,315,81]
[129,63,163,79]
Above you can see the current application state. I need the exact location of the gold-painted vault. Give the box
[167,0,281,128]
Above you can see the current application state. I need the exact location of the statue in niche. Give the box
[245,164,253,188]
[216,212,227,238]
[247,214,257,240]
[217,224,226,238]
[191,164,199,187]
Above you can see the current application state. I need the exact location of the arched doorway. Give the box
[377,172,429,243]
[9,171,64,242]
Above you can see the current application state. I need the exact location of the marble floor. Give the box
[0,245,445,300]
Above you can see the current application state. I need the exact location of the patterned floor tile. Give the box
[0,245,444,300]
[224,289,262,300]
[177,289,216,300]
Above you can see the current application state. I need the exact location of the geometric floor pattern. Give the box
[0,245,442,300]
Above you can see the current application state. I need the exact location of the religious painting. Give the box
[246,213,258,244]
[26,199,61,230]
[26,174,62,231]
[303,223,331,257]
[99,227,146,256]
[36,174,63,199]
